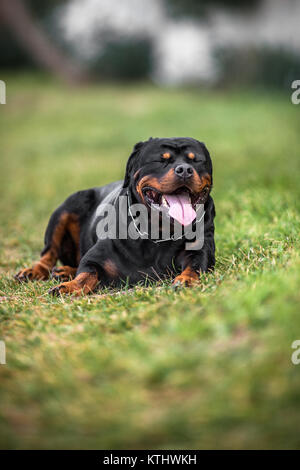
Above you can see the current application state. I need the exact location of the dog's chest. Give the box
[112,238,183,284]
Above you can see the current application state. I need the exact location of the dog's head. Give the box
[124,137,213,226]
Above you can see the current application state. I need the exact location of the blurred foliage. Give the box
[165,0,262,18]
[216,46,300,89]
[92,39,153,81]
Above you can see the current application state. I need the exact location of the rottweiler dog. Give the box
[15,137,215,295]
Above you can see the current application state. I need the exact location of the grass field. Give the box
[0,74,300,449]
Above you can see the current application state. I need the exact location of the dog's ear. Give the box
[123,140,149,188]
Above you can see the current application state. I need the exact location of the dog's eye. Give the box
[161,152,174,164]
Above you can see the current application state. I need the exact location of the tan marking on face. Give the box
[134,169,141,179]
[188,152,195,160]
[136,169,175,199]
[194,172,211,187]
[162,152,171,159]
[136,170,211,201]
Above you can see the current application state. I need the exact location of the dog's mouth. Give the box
[142,186,209,226]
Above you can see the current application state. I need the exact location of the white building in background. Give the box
[153,21,216,85]
[59,0,300,85]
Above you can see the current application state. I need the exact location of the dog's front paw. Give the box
[173,268,199,288]
[52,266,77,282]
[49,283,66,296]
[15,267,34,282]
[15,264,50,282]
[49,272,98,297]
[49,281,78,297]
[48,279,86,297]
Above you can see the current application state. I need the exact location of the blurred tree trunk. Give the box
[0,0,87,85]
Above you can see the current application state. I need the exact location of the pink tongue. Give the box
[164,193,196,226]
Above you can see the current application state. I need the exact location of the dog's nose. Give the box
[174,163,194,179]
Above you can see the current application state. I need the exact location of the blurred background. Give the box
[1,0,300,88]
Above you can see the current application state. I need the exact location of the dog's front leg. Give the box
[173,264,199,287]
[49,271,99,296]
[173,199,215,288]
[48,239,120,296]
[173,239,215,288]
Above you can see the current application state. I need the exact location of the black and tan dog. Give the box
[15,137,215,295]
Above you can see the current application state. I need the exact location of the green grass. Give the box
[0,73,300,449]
